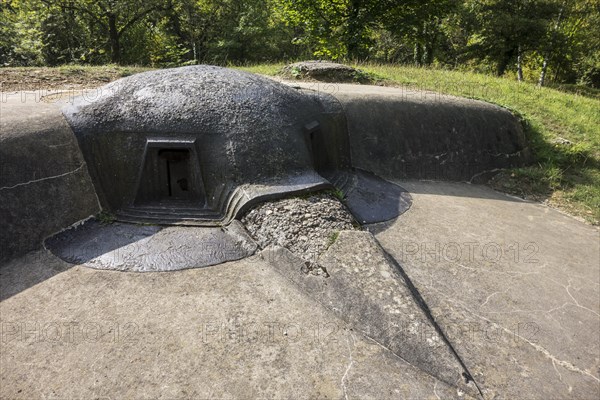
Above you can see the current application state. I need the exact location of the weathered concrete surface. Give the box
[63,66,339,224]
[371,181,600,399]
[2,177,596,399]
[281,61,367,83]
[0,249,469,400]
[326,169,412,224]
[0,93,99,262]
[282,82,531,182]
[45,220,256,272]
[241,193,357,265]
[266,232,481,397]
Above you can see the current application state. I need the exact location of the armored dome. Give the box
[63,65,349,225]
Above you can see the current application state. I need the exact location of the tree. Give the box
[276,0,384,60]
[38,1,89,65]
[464,0,559,76]
[0,0,44,66]
[382,0,458,66]
[155,0,294,65]
[537,0,600,86]
[40,0,164,64]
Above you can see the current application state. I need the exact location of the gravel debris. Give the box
[241,193,358,272]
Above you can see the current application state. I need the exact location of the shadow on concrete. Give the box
[0,220,158,301]
[395,179,528,201]
[325,168,413,225]
[0,249,74,302]
[0,178,531,301]
[44,219,162,265]
[43,219,256,273]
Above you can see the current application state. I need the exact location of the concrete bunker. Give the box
[61,66,364,226]
[1,65,534,397]
[1,65,531,263]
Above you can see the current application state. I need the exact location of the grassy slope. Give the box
[240,64,600,225]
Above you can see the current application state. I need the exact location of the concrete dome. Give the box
[63,65,345,225]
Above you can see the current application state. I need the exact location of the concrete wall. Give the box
[0,93,99,262]
[0,82,532,262]
[293,83,532,182]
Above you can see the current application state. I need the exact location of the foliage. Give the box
[1,0,598,87]
[275,0,383,60]
[326,231,340,249]
[330,188,346,201]
[96,211,116,224]
[1,1,43,66]
[463,0,559,76]
[383,0,459,66]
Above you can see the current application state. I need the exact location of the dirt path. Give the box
[0,66,150,91]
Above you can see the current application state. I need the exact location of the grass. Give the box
[240,63,600,224]
[56,64,153,77]
[326,231,340,249]
[546,82,600,100]
[329,188,346,202]
[238,63,284,76]
[96,211,116,224]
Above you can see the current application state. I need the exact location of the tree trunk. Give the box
[539,2,565,87]
[422,21,436,66]
[423,44,431,65]
[517,45,523,82]
[539,58,548,86]
[345,0,362,60]
[553,61,562,82]
[496,53,511,76]
[423,36,435,65]
[414,42,423,66]
[108,13,120,64]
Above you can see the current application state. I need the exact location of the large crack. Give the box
[340,331,356,400]
[263,248,471,398]
[0,163,85,191]
[377,241,485,398]
[425,283,600,384]
[244,195,484,397]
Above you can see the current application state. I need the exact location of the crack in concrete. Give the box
[484,149,526,158]
[553,359,573,394]
[452,262,549,277]
[341,331,356,400]
[433,380,441,400]
[479,287,512,309]
[48,142,72,148]
[468,168,502,184]
[565,279,600,317]
[427,285,600,383]
[439,264,597,319]
[378,243,485,398]
[480,278,599,318]
[484,302,599,318]
[0,163,84,191]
